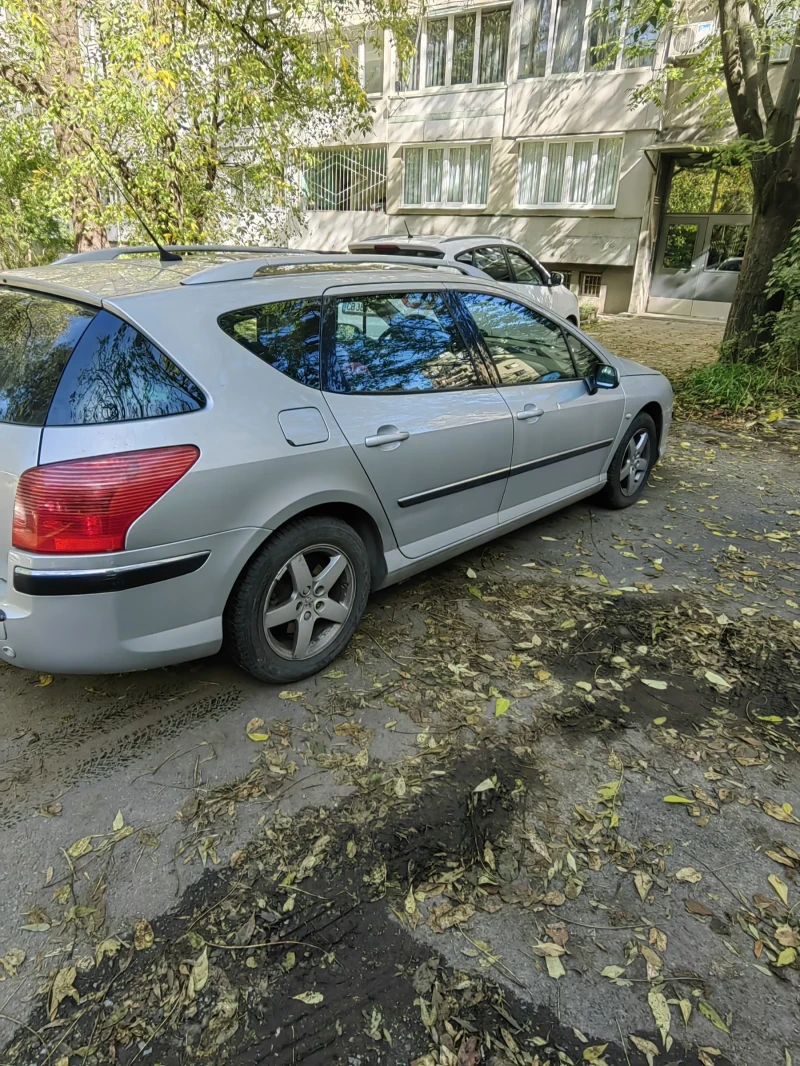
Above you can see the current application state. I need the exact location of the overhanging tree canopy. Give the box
[0,0,410,257]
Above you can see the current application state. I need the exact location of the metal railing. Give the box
[181,253,487,286]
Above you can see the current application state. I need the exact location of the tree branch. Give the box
[770,21,800,148]
[718,0,764,139]
[0,62,48,105]
[748,0,775,118]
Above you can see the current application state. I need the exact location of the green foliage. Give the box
[675,361,800,419]
[0,106,70,268]
[762,224,800,373]
[0,0,412,250]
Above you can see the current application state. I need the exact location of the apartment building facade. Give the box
[292,0,762,320]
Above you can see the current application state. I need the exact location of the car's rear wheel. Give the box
[225,516,371,683]
[601,412,657,508]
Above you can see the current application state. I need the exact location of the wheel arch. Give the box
[638,401,663,445]
[226,499,389,607]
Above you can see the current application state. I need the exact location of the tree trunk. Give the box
[722,156,800,362]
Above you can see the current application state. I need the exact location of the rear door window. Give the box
[470,246,512,282]
[47,310,205,425]
[0,289,95,425]
[218,299,321,387]
[325,291,484,394]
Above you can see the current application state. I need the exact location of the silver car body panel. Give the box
[0,256,672,673]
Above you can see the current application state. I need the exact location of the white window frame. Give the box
[397,5,512,93]
[403,142,492,208]
[516,0,660,78]
[516,135,623,210]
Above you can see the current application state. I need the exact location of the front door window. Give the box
[458,292,577,384]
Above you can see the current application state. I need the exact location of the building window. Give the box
[344,30,385,94]
[517,136,622,208]
[403,143,491,207]
[581,272,602,297]
[519,0,552,77]
[397,7,510,92]
[518,0,656,77]
[301,146,387,212]
[667,164,753,214]
[553,0,587,72]
[560,270,573,287]
[586,0,622,70]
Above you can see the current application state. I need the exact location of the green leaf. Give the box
[494,697,511,717]
[663,794,693,805]
[698,1000,729,1033]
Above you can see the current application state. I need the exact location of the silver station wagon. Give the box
[0,247,672,683]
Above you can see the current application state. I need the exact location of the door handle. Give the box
[516,406,544,421]
[365,429,410,447]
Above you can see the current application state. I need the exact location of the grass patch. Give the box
[674,360,800,421]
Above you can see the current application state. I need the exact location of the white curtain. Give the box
[404,147,423,204]
[592,138,621,205]
[467,143,491,204]
[448,147,466,202]
[518,141,543,204]
[479,9,510,83]
[427,148,444,202]
[426,18,447,87]
[569,141,593,202]
[543,141,567,202]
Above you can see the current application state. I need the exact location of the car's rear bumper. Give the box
[0,528,268,674]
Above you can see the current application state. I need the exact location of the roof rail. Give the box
[53,244,328,264]
[182,253,487,286]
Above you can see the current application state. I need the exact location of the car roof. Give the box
[351,234,524,255]
[0,253,478,305]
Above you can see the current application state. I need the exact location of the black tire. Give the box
[601,412,658,509]
[224,515,371,684]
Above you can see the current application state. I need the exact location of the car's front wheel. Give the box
[224,516,371,683]
[601,412,658,508]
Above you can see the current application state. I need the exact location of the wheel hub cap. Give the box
[262,544,356,661]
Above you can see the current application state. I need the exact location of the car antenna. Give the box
[403,220,414,240]
[83,141,182,263]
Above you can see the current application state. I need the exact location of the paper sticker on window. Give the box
[341,301,365,314]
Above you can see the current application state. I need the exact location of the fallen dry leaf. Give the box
[49,966,78,1020]
[686,900,714,917]
[545,954,565,979]
[648,989,671,1045]
[293,990,323,1004]
[675,866,702,884]
[775,925,800,948]
[634,870,653,901]
[698,1000,729,1033]
[134,919,154,951]
[763,801,799,825]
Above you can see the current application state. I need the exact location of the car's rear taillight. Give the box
[12,445,200,555]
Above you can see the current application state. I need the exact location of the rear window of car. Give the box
[47,309,205,425]
[0,289,95,425]
[217,298,321,388]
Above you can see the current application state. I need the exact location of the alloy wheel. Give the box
[263,543,356,661]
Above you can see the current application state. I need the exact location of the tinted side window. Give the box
[0,289,95,426]
[566,334,602,378]
[472,246,511,282]
[506,249,546,285]
[218,299,321,388]
[327,291,481,394]
[459,292,577,385]
[47,310,205,425]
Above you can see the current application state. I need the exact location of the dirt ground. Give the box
[586,316,723,378]
[0,418,798,1066]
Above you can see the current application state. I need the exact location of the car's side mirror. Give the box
[585,363,619,395]
[549,271,564,287]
